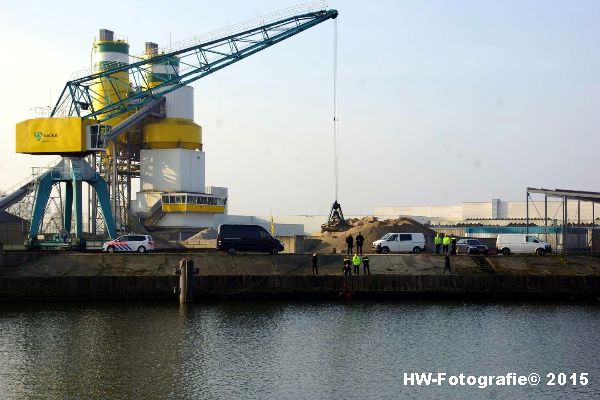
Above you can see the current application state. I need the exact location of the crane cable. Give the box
[333,17,339,202]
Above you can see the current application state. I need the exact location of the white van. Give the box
[372,232,426,254]
[496,234,551,256]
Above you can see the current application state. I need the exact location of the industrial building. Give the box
[375,197,600,225]
[374,189,600,254]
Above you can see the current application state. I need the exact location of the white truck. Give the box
[372,232,426,254]
[496,234,551,256]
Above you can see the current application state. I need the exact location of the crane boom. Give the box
[52,9,338,123]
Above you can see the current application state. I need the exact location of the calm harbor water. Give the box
[0,300,598,399]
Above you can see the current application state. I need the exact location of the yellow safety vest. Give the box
[442,236,450,245]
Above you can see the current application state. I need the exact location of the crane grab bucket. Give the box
[321,200,350,232]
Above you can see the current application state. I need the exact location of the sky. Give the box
[0,0,599,216]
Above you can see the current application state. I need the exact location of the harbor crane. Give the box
[3,6,338,249]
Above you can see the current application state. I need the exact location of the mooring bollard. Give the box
[178,258,195,304]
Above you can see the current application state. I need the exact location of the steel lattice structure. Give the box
[51,9,338,123]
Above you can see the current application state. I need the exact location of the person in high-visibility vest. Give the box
[442,234,451,254]
[352,254,362,275]
[434,233,442,254]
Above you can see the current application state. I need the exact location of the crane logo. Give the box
[33,131,58,143]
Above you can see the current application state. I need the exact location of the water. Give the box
[0,300,598,399]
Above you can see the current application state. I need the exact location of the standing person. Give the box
[444,255,452,274]
[450,234,457,255]
[352,254,361,275]
[363,255,370,275]
[355,232,364,255]
[346,234,354,255]
[311,253,319,275]
[434,233,442,254]
[442,234,450,254]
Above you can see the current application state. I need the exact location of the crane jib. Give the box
[50,9,339,122]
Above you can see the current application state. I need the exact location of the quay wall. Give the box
[1,253,599,300]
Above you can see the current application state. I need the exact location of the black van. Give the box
[216,224,284,255]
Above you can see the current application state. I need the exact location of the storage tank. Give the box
[91,29,130,127]
[144,42,180,90]
[141,42,201,151]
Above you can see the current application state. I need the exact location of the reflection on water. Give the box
[0,300,598,399]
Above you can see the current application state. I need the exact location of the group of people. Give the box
[344,232,368,275]
[313,252,450,275]
[312,253,370,275]
[311,232,456,275]
[343,254,370,275]
[434,233,457,255]
[345,233,364,255]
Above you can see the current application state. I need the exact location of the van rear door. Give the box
[498,235,518,252]
[414,233,425,249]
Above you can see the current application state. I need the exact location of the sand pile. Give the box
[309,216,437,253]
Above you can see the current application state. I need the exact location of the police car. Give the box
[103,234,155,253]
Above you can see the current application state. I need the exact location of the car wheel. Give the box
[381,246,390,254]
[502,248,511,256]
[137,246,146,253]
[413,247,421,254]
[270,247,279,254]
[536,248,545,256]
[228,248,236,255]
[107,246,115,253]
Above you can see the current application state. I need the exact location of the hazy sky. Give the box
[0,0,599,216]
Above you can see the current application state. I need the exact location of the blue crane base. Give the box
[26,157,116,250]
